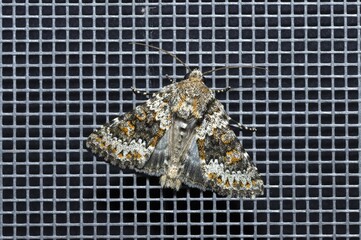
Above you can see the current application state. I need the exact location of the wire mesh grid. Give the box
[0,1,360,239]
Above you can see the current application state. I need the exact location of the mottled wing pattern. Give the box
[177,134,208,190]
[86,84,175,176]
[87,68,263,198]
[195,99,264,198]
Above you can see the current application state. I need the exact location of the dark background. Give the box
[1,1,360,239]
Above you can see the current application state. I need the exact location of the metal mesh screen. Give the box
[1,1,360,239]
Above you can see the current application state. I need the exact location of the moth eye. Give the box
[183,73,190,80]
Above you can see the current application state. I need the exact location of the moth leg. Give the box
[214,86,231,94]
[230,119,257,132]
[131,87,152,98]
[165,74,176,83]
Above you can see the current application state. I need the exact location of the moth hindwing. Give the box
[87,46,264,198]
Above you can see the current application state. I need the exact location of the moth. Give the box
[87,43,264,198]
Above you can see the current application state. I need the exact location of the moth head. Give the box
[185,69,204,82]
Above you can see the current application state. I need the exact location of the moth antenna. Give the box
[203,65,267,76]
[130,42,191,72]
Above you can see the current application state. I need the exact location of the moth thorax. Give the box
[189,69,203,81]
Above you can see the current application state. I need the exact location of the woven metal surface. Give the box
[1,1,360,239]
